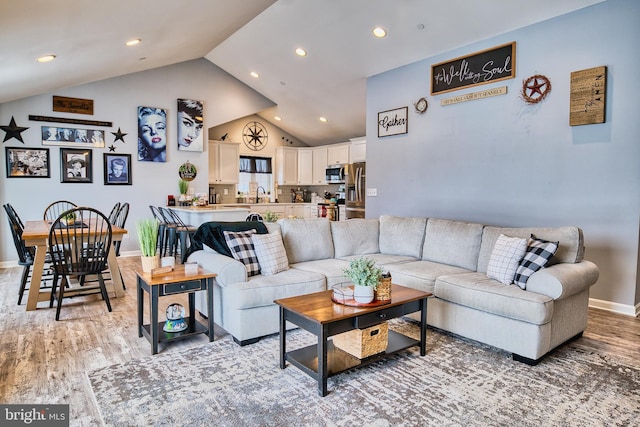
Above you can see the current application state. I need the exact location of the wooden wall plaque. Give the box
[570,66,606,126]
[53,96,94,115]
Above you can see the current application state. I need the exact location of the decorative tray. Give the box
[331,287,391,307]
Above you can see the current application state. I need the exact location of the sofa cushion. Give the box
[385,260,472,294]
[478,226,584,272]
[252,232,289,276]
[421,218,483,270]
[290,258,351,289]
[514,235,559,290]
[435,272,554,325]
[223,269,326,309]
[379,215,427,258]
[330,219,379,258]
[223,230,260,277]
[278,218,334,263]
[339,253,417,269]
[486,234,527,285]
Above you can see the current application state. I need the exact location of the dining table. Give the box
[21,219,128,311]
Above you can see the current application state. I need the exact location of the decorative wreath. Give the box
[521,74,552,104]
[178,161,197,181]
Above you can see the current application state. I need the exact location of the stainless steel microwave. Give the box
[325,164,346,183]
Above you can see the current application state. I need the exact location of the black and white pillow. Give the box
[486,234,528,285]
[223,229,260,277]
[514,234,559,289]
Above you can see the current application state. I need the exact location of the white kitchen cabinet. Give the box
[312,147,328,184]
[276,147,298,185]
[349,138,366,163]
[327,143,350,165]
[297,148,313,185]
[208,141,239,184]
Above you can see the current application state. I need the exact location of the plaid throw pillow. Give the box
[251,232,289,275]
[223,230,260,277]
[486,234,528,285]
[514,234,559,289]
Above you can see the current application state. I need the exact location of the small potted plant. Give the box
[61,211,76,226]
[342,256,383,303]
[136,218,159,273]
[178,179,189,205]
[263,210,279,223]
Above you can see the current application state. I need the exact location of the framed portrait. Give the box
[42,126,105,148]
[177,99,204,152]
[377,106,408,137]
[5,147,50,178]
[104,153,132,185]
[60,148,92,183]
[137,106,167,162]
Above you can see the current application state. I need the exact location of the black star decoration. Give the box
[1,116,29,143]
[108,144,116,152]
[111,127,127,143]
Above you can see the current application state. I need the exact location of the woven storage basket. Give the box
[333,322,388,359]
[375,277,392,301]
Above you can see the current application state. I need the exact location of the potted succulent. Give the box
[342,256,383,303]
[136,218,159,273]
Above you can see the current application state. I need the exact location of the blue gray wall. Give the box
[365,0,639,313]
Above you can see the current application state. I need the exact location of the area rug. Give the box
[88,320,640,427]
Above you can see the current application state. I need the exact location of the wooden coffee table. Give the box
[275,284,431,396]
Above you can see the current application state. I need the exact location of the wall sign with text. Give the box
[431,42,516,95]
[378,107,408,138]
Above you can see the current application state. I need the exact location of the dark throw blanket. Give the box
[184,221,268,261]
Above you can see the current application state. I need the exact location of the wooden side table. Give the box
[136,265,216,354]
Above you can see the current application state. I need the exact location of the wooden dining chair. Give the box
[107,202,121,225]
[3,203,55,305]
[48,207,113,320]
[44,200,77,221]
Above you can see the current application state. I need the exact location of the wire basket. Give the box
[375,277,392,301]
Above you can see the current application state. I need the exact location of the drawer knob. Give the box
[379,313,386,319]
[181,284,186,289]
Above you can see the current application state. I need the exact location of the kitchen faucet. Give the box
[255,186,266,203]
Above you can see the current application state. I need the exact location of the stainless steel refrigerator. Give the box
[345,162,365,219]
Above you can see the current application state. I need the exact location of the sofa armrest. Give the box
[186,250,247,286]
[525,260,599,300]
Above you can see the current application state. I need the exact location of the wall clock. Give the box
[414,97,429,114]
[242,121,268,151]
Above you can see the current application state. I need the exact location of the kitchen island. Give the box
[168,206,250,227]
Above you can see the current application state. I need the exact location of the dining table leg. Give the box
[26,243,47,311]
[106,245,125,297]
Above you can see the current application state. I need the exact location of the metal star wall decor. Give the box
[1,116,29,143]
[108,144,116,152]
[111,127,127,143]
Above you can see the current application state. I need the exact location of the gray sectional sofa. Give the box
[189,215,599,364]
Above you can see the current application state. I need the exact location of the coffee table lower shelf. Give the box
[286,330,418,377]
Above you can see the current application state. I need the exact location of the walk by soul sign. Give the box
[378,106,408,138]
[431,42,516,95]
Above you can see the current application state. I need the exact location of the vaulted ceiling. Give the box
[0,0,604,146]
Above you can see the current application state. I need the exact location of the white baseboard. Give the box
[589,297,639,317]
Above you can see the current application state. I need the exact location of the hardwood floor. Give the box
[1,256,638,426]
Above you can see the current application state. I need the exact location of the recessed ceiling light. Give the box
[250,71,260,78]
[319,117,328,122]
[274,116,282,121]
[295,48,307,57]
[126,38,141,46]
[372,26,387,38]
[36,55,56,63]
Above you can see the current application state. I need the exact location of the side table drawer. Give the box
[355,305,404,329]
[163,280,202,295]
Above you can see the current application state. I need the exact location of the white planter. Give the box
[353,285,374,304]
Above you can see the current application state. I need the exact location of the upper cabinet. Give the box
[276,147,298,185]
[312,147,328,185]
[209,141,239,184]
[349,137,366,163]
[297,148,313,185]
[327,143,350,165]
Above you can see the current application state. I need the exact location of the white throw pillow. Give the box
[486,234,527,285]
[251,232,289,275]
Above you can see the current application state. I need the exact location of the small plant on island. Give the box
[263,210,279,223]
[178,179,189,195]
[343,256,383,288]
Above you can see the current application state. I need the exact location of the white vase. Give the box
[353,285,374,304]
